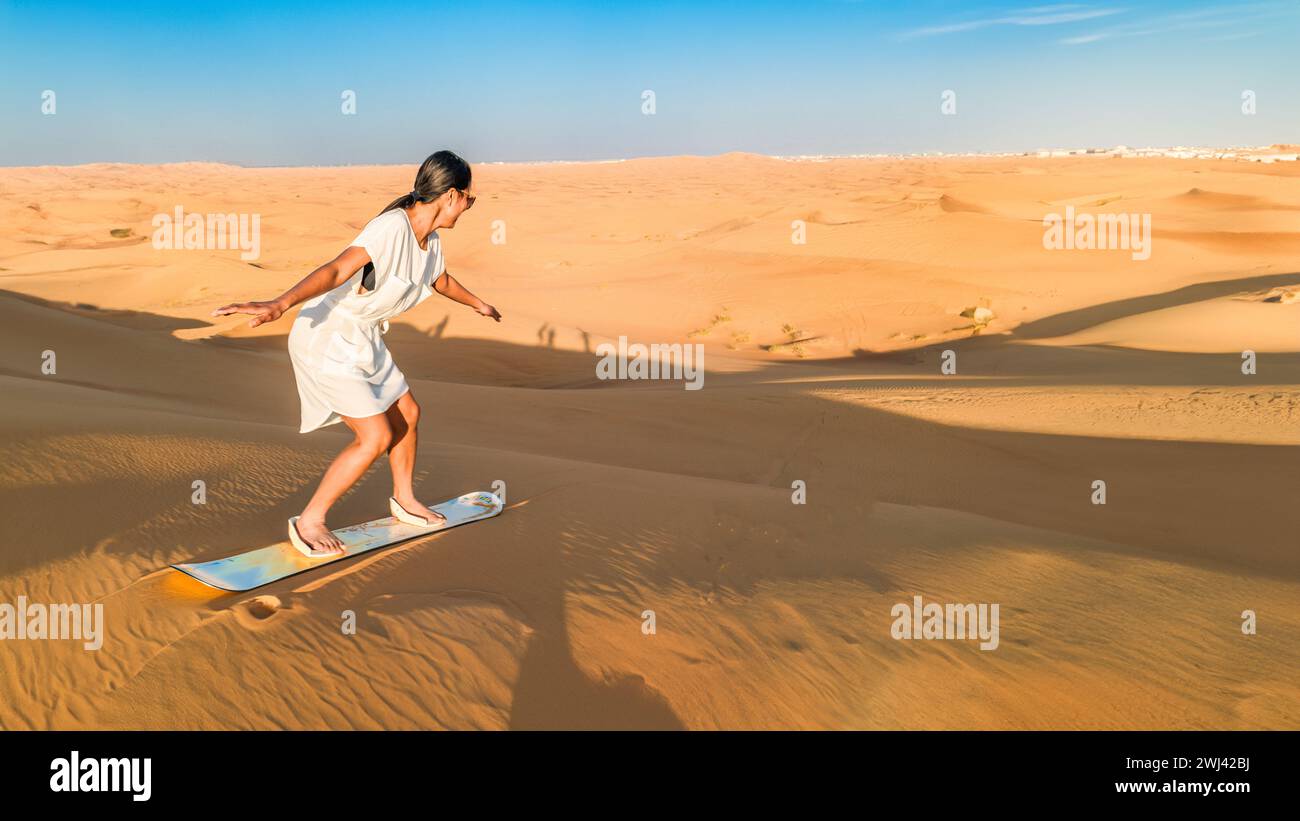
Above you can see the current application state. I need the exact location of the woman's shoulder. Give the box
[364,208,407,232]
[352,208,408,249]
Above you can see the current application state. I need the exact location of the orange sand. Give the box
[0,154,1297,728]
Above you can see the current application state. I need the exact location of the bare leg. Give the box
[296,412,394,553]
[386,391,445,525]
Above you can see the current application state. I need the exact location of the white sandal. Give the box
[390,497,444,528]
[288,516,339,558]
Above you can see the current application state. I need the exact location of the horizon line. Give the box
[3,143,1298,172]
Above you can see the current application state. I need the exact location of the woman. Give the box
[214,150,501,556]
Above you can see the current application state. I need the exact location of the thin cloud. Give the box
[901,5,1122,39]
[1059,1,1298,45]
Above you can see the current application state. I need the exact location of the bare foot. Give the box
[295,516,346,555]
[393,495,447,527]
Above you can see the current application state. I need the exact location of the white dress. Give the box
[288,209,445,433]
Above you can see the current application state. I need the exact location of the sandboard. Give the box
[172,491,503,592]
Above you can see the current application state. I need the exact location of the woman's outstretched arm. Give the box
[212,246,371,327]
[434,271,502,321]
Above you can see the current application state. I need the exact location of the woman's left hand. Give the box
[212,299,285,327]
[477,303,502,322]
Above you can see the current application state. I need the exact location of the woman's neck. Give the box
[404,202,445,247]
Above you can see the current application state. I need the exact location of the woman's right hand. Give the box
[212,300,285,328]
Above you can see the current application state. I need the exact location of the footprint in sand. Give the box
[233,595,282,627]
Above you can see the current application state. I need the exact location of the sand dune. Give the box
[1,154,1297,729]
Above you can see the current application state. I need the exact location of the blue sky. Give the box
[1,0,1297,166]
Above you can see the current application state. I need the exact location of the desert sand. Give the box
[0,152,1297,729]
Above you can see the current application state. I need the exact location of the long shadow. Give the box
[762,342,1300,388]
[830,272,1300,362]
[502,510,687,729]
[215,320,605,389]
[998,271,1299,339]
[0,290,211,334]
